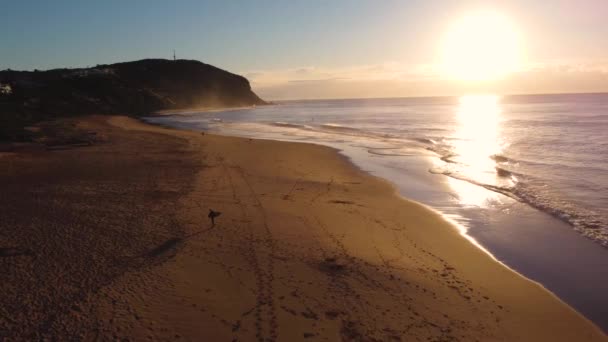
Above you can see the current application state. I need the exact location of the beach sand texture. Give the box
[0,116,605,341]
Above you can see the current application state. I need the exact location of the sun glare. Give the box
[441,11,522,82]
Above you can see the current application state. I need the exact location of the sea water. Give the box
[145,93,608,331]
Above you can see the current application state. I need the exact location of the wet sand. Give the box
[0,116,605,341]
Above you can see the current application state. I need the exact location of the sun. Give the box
[441,10,522,82]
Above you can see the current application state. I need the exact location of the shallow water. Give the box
[145,93,608,331]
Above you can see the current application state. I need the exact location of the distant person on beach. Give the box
[208,209,221,226]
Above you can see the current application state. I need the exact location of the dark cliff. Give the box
[0,59,266,140]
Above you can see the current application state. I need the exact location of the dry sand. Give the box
[0,115,605,341]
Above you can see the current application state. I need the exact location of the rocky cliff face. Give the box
[0,59,266,140]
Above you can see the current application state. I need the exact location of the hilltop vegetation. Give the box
[0,59,266,141]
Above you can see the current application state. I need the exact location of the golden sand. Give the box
[1,116,604,341]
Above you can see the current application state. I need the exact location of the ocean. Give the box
[145,93,608,330]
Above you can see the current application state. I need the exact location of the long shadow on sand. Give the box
[0,247,34,258]
[143,224,217,259]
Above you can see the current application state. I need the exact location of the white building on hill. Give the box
[0,83,12,95]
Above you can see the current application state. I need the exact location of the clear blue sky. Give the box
[2,0,606,98]
[1,1,437,70]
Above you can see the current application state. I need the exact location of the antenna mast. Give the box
[173,50,176,61]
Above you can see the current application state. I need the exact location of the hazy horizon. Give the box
[2,0,607,100]
[3,58,606,102]
[255,90,608,102]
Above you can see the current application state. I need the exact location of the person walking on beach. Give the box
[208,209,221,226]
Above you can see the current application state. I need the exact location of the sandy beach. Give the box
[1,115,605,341]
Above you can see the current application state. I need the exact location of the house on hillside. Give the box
[68,68,114,78]
[0,83,12,95]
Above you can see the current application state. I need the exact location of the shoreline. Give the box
[120,116,608,339]
[138,115,608,336]
[1,115,605,340]
[152,104,272,116]
[142,116,502,261]
[142,104,608,332]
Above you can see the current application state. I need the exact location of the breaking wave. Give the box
[433,163,608,247]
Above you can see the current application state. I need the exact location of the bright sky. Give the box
[1,0,607,99]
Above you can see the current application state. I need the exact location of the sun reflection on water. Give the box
[443,95,511,207]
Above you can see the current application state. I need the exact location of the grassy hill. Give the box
[0,59,266,141]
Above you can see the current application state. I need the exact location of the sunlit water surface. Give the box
[145,93,608,331]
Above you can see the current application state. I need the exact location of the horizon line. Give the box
[268,91,608,103]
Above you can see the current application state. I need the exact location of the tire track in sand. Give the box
[222,162,278,342]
